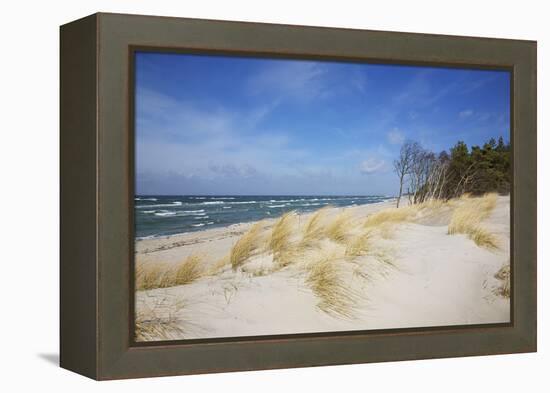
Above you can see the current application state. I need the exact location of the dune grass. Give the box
[305,252,356,318]
[135,262,172,291]
[364,205,417,228]
[448,193,499,249]
[468,227,499,250]
[230,221,265,270]
[206,254,230,276]
[136,255,204,291]
[269,212,297,267]
[418,199,446,210]
[494,264,510,298]
[136,309,185,341]
[345,231,372,258]
[299,207,328,248]
[362,205,418,239]
[173,255,204,285]
[326,211,352,243]
[135,298,186,341]
[269,212,295,253]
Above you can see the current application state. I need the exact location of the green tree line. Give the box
[394,136,510,207]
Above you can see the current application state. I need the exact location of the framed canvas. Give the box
[60,12,537,380]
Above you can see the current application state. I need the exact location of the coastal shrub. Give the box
[230,221,264,270]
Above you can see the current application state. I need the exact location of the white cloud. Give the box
[246,61,328,101]
[459,109,474,118]
[135,88,313,184]
[359,158,386,174]
[387,128,405,145]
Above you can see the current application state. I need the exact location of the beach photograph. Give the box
[133,52,511,342]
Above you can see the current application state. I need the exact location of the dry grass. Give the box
[230,221,264,270]
[173,255,203,285]
[345,231,371,257]
[136,255,204,290]
[136,262,172,291]
[364,205,417,228]
[299,207,328,247]
[326,211,352,243]
[469,227,499,250]
[494,264,510,298]
[418,199,446,210]
[273,248,302,269]
[135,297,186,341]
[269,212,295,254]
[448,193,499,249]
[305,252,356,318]
[206,254,230,276]
[269,212,297,267]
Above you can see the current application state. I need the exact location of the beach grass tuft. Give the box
[468,226,499,250]
[230,221,264,270]
[270,211,295,253]
[326,211,352,243]
[135,298,186,341]
[364,205,417,228]
[269,212,296,266]
[173,255,204,285]
[448,193,499,249]
[493,264,510,298]
[345,231,372,258]
[136,255,205,290]
[136,262,171,291]
[305,252,357,318]
[299,207,328,248]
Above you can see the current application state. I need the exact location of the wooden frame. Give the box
[60,12,537,380]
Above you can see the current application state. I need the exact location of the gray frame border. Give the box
[60,12,536,380]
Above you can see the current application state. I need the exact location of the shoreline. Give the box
[136,198,398,263]
[135,195,510,341]
[134,195,397,242]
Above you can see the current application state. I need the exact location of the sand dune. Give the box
[135,195,510,341]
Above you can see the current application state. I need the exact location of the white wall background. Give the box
[0,0,546,391]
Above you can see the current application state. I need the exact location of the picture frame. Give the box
[60,12,537,380]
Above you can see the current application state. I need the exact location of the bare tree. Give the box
[393,141,416,208]
[453,162,477,198]
[395,142,452,206]
[407,143,431,204]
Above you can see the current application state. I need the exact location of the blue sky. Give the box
[135,52,510,196]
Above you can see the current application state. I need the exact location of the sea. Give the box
[135,195,394,239]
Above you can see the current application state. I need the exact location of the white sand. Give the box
[136,196,510,341]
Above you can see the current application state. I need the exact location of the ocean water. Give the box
[135,195,394,239]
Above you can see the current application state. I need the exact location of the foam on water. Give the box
[135,195,394,238]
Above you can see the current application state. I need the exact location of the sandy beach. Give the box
[135,195,510,341]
